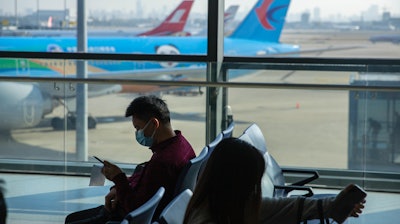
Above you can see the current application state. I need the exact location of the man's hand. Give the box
[102,160,123,181]
[104,188,118,212]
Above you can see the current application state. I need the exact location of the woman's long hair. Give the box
[184,137,265,224]
[0,179,6,224]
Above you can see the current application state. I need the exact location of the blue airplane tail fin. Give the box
[229,0,291,43]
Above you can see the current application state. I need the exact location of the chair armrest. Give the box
[274,184,314,197]
[281,168,319,186]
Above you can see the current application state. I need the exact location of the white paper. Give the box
[89,164,106,186]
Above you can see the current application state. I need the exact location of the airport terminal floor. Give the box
[1,173,399,224]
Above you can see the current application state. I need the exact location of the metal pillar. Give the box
[206,0,225,143]
[76,0,88,161]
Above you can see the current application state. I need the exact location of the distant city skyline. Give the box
[0,0,399,22]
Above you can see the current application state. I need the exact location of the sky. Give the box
[1,0,399,21]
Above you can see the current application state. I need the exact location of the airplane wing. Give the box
[86,66,206,81]
[0,57,207,98]
[86,66,206,95]
[40,66,207,98]
[294,45,366,56]
[255,45,366,57]
[87,66,207,95]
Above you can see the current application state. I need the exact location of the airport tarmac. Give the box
[282,29,400,58]
[3,30,400,170]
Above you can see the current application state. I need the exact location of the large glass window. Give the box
[1,0,400,223]
[0,0,208,55]
[223,0,400,58]
[226,67,400,173]
[0,0,398,181]
[0,57,207,167]
[4,0,399,58]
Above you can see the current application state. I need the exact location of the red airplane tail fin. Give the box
[138,0,194,36]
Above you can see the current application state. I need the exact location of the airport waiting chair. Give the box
[242,125,336,224]
[238,132,275,198]
[238,131,316,198]
[174,147,208,196]
[238,131,254,145]
[106,187,165,224]
[267,153,317,197]
[153,189,193,224]
[198,133,224,178]
[206,133,224,157]
[242,123,267,153]
[222,121,235,138]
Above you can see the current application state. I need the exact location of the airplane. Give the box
[0,0,300,131]
[137,0,194,36]
[332,24,360,31]
[192,4,240,36]
[369,34,400,44]
[2,0,195,38]
[224,5,240,24]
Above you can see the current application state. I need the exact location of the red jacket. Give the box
[112,130,195,218]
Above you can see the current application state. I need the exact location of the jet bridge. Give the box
[348,73,400,172]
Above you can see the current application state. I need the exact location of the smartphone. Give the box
[93,156,104,164]
[330,184,367,224]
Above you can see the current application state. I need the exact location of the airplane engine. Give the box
[0,82,51,130]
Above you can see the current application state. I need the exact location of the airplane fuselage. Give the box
[0,36,299,71]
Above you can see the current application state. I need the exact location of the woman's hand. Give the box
[330,184,367,223]
[350,199,366,217]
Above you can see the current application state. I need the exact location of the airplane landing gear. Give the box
[51,112,97,130]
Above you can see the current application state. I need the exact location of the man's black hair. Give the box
[125,95,170,124]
